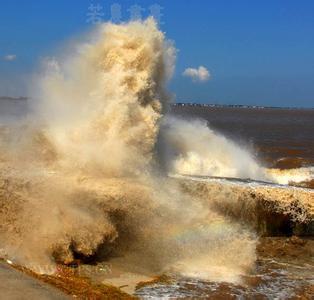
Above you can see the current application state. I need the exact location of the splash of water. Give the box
[160,116,267,180]
[0,18,282,283]
[159,117,314,186]
[266,167,314,185]
[30,19,175,177]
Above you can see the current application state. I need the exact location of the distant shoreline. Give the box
[0,97,312,110]
[0,96,27,101]
[173,102,314,110]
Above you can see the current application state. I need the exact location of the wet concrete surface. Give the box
[0,261,69,300]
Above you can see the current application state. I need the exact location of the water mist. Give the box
[0,19,258,283]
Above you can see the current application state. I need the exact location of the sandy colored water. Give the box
[135,237,314,299]
[0,164,312,298]
[171,105,314,171]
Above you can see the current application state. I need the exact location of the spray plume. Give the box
[0,19,264,283]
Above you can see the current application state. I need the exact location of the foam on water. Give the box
[0,19,312,288]
[0,19,257,283]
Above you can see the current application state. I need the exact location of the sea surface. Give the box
[2,98,314,169]
[171,105,314,169]
[131,105,314,298]
[1,99,313,298]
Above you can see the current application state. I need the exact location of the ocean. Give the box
[171,104,314,169]
[0,19,313,299]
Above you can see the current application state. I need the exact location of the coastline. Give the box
[4,236,313,299]
[4,259,135,299]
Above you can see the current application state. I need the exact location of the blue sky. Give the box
[0,0,313,107]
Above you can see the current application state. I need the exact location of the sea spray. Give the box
[31,19,175,176]
[160,117,314,185]
[0,19,257,282]
[160,116,267,180]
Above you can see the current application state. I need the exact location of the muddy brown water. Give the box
[69,237,314,299]
[171,105,314,169]
[1,101,313,298]
[122,106,314,298]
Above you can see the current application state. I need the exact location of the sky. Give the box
[0,0,313,107]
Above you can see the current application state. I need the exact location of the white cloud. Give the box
[3,54,17,61]
[183,66,210,82]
